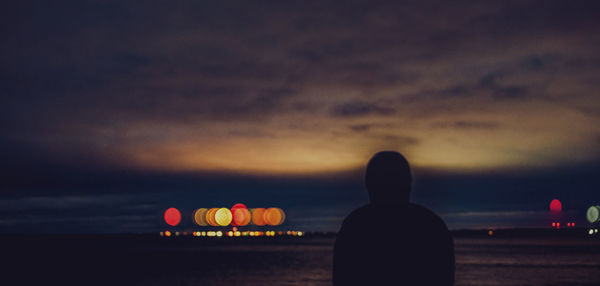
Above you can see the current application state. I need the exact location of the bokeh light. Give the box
[264,207,285,226]
[587,206,599,223]
[164,207,181,226]
[231,203,247,212]
[251,208,267,226]
[215,208,233,226]
[206,208,219,226]
[231,204,251,226]
[194,208,209,226]
[550,199,562,212]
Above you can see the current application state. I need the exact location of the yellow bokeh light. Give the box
[215,208,233,226]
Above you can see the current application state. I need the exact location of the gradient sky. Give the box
[2,0,600,233]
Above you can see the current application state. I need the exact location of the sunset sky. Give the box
[2,0,599,232]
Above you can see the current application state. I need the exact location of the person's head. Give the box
[365,151,412,203]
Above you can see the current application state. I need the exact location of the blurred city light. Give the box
[215,208,233,226]
[587,206,599,223]
[206,208,219,226]
[251,208,267,226]
[550,199,562,213]
[168,204,285,227]
[194,208,208,226]
[164,207,182,226]
[160,229,304,238]
[264,207,285,226]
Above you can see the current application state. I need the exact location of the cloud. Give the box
[2,0,600,178]
[478,73,530,99]
[347,124,372,132]
[330,101,396,117]
[432,121,500,130]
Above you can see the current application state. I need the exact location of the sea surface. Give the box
[5,235,600,285]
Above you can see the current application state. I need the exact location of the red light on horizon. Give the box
[231,203,251,226]
[550,199,562,212]
[164,208,182,226]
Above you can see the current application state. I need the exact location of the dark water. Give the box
[5,235,600,285]
[132,236,600,286]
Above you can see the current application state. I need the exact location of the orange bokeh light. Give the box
[194,208,208,226]
[251,208,266,226]
[264,207,285,226]
[206,208,219,226]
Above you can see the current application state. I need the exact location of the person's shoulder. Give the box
[406,203,450,231]
[341,204,372,225]
[339,204,391,233]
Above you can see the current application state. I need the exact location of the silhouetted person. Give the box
[333,151,454,285]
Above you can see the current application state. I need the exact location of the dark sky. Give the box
[2,0,600,233]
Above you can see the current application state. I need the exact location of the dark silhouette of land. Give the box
[333,151,455,285]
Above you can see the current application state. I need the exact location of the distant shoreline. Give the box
[1,227,597,238]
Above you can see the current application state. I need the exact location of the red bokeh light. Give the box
[164,207,182,226]
[550,199,562,212]
[232,203,247,210]
[231,203,250,226]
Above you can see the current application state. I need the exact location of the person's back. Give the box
[333,151,455,285]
